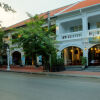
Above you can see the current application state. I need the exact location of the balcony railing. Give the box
[88,28,100,37]
[61,31,82,40]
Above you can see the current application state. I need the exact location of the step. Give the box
[85,66,100,72]
[65,67,82,71]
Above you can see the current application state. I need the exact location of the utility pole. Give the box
[48,11,51,29]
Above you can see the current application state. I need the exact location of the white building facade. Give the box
[56,3,100,66]
[3,0,100,67]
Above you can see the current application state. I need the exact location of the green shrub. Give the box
[80,56,87,66]
[56,58,64,66]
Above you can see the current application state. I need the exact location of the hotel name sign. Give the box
[89,36,100,44]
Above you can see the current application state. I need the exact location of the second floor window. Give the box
[3,36,9,43]
[96,22,100,28]
[70,25,82,32]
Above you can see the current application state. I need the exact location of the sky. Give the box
[0,0,80,27]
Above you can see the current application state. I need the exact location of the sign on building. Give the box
[89,36,100,44]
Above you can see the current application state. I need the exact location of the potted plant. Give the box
[51,53,65,72]
[56,58,65,71]
[80,56,87,70]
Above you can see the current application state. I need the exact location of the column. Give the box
[64,48,69,65]
[56,23,62,40]
[64,49,67,65]
[77,48,80,60]
[7,48,10,70]
[10,55,12,65]
[82,13,88,38]
[21,54,25,66]
[83,48,88,66]
[82,13,88,66]
[72,47,75,64]
[57,51,61,58]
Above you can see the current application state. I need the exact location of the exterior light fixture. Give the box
[71,50,73,52]
[56,26,59,30]
[84,48,87,50]
[91,48,93,50]
[96,36,100,39]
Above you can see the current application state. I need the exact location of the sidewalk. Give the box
[0,66,43,73]
[1,66,100,78]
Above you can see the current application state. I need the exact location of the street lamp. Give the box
[7,46,10,70]
[3,43,10,70]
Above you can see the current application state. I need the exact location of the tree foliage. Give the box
[0,2,15,12]
[0,28,5,55]
[12,14,56,65]
[0,2,15,55]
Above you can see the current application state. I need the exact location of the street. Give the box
[0,72,100,100]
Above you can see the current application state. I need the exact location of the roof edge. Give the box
[54,3,100,17]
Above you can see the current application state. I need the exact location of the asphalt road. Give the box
[0,72,100,100]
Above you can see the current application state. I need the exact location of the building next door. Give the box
[12,51,21,65]
[88,45,100,66]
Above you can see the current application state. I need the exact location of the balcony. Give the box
[60,28,100,41]
[88,28,100,37]
[61,31,82,40]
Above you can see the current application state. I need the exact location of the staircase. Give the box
[65,65,82,71]
[65,66,100,72]
[85,66,100,72]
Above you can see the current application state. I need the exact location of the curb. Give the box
[1,70,100,79]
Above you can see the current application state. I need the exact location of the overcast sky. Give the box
[0,0,80,27]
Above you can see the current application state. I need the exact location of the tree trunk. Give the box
[32,53,34,66]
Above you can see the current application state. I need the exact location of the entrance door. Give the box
[62,46,83,65]
[89,45,100,66]
[12,51,21,65]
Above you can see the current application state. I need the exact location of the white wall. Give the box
[60,19,82,33]
[88,15,100,29]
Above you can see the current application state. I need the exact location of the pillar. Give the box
[82,13,88,66]
[77,48,80,60]
[10,56,12,65]
[57,51,61,58]
[21,54,25,66]
[56,23,62,40]
[72,47,75,64]
[64,48,69,65]
[82,12,88,38]
[83,48,88,66]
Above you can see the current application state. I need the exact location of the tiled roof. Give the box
[5,4,71,30]
[5,0,100,30]
[60,0,100,14]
